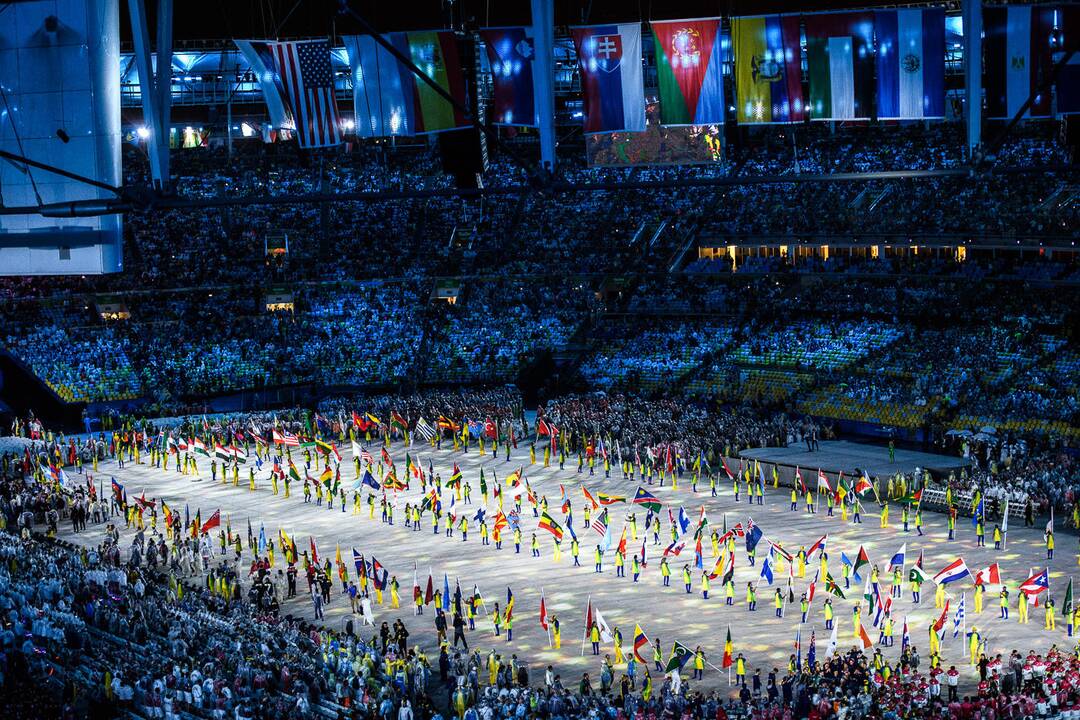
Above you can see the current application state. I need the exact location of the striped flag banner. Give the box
[730,15,805,123]
[650,17,725,126]
[804,11,875,121]
[236,39,341,148]
[874,8,945,119]
[983,6,1057,119]
[569,23,646,133]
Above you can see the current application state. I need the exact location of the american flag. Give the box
[270,39,341,148]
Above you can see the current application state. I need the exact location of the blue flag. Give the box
[972,498,984,528]
[746,523,764,553]
[761,556,774,585]
[677,507,691,535]
[442,574,451,611]
[360,469,380,490]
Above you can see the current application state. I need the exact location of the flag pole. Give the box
[580,594,591,657]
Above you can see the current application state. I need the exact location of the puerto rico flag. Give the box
[874,8,945,119]
[932,557,971,585]
[570,23,646,133]
[1020,568,1050,596]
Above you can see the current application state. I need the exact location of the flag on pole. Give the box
[952,593,966,639]
[973,563,1002,587]
[539,592,548,630]
[633,624,650,662]
[1020,569,1050,597]
[889,543,906,569]
[933,557,971,585]
[722,626,734,667]
[825,620,839,658]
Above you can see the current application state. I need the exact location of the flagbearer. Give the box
[824,598,833,628]
[1046,597,1056,630]
[1000,587,1010,619]
[748,582,757,611]
[974,582,984,614]
[1018,590,1029,624]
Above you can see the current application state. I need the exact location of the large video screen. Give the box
[586,102,723,166]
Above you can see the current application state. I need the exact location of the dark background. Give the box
[123,0,935,43]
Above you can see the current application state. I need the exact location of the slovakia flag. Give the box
[570,24,646,133]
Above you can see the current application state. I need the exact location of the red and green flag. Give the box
[650,18,725,125]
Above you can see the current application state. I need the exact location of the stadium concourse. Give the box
[59,429,1070,698]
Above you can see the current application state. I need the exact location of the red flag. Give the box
[200,509,221,534]
[933,600,950,635]
[857,622,873,649]
[539,593,548,630]
[309,537,319,565]
[425,574,434,604]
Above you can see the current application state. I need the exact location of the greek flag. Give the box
[952,593,966,639]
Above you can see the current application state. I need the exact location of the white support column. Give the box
[126,0,162,187]
[962,0,982,157]
[155,0,173,188]
[531,0,556,174]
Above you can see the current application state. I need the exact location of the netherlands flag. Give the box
[874,8,945,119]
[932,557,971,585]
[569,24,646,133]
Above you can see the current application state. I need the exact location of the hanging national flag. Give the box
[933,557,971,585]
[804,11,875,120]
[730,14,805,123]
[874,8,945,119]
[343,32,468,137]
[235,39,341,148]
[633,487,661,512]
[650,18,725,126]
[480,27,538,126]
[983,6,1057,119]
[569,24,646,132]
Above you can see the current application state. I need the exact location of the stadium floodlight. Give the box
[136,127,151,139]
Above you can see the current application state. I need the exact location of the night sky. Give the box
[126,0,916,44]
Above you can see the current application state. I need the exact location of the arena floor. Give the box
[61,438,1075,695]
